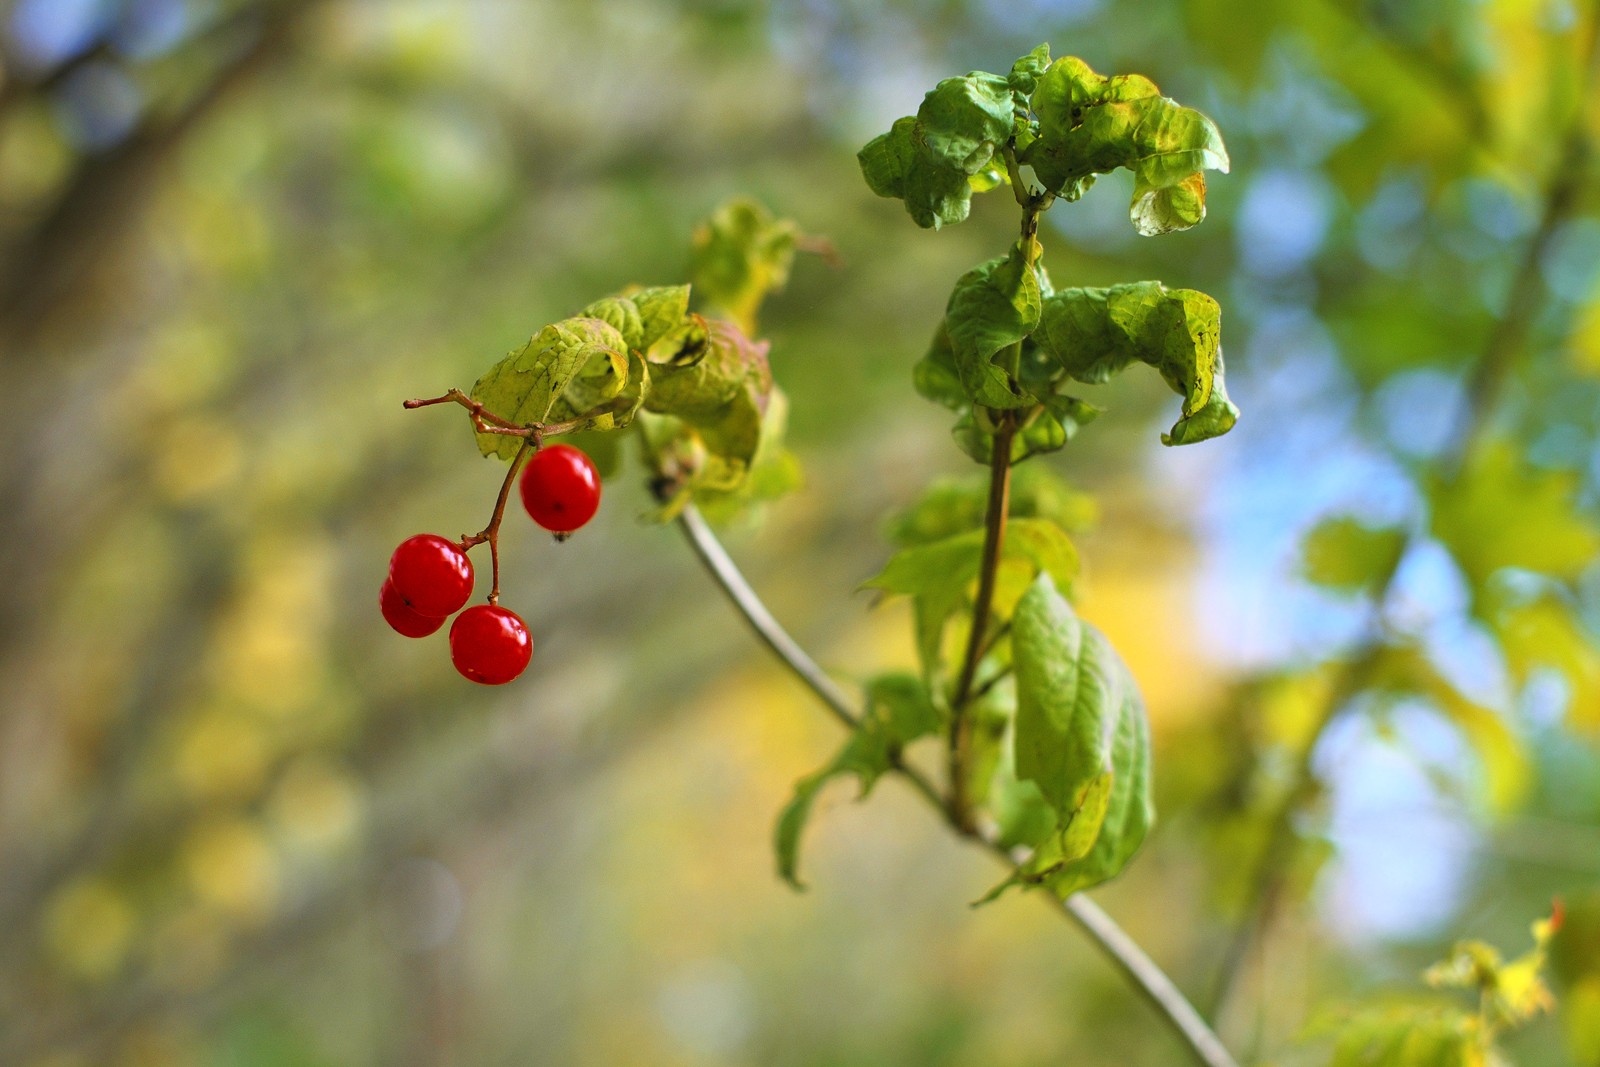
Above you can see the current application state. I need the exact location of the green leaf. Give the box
[991,769,1057,851]
[943,241,1043,410]
[1133,172,1209,238]
[864,518,1078,679]
[574,295,645,351]
[1004,572,1153,899]
[912,321,968,411]
[1314,1005,1487,1067]
[1021,56,1230,235]
[918,71,1016,175]
[575,285,691,354]
[636,318,786,518]
[647,320,764,419]
[1033,281,1239,445]
[775,673,941,889]
[546,348,651,434]
[1430,441,1600,594]
[469,317,629,460]
[632,286,693,350]
[859,117,978,230]
[953,394,1101,464]
[1007,43,1052,97]
[857,65,1017,230]
[886,466,1097,549]
[692,387,803,523]
[689,199,801,333]
[1302,516,1408,595]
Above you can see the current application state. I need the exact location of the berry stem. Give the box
[404,387,608,606]
[460,438,534,606]
[403,389,593,441]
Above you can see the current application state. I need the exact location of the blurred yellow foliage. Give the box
[206,535,335,720]
[267,754,363,851]
[152,416,244,504]
[182,817,281,924]
[0,103,71,210]
[174,708,270,801]
[44,879,135,982]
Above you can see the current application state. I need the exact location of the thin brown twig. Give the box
[405,389,605,439]
[459,439,533,605]
[948,413,1017,831]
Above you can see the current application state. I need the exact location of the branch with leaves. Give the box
[396,44,1246,1065]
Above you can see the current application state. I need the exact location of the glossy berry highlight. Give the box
[520,444,601,534]
[380,579,446,638]
[389,534,474,617]
[450,604,533,685]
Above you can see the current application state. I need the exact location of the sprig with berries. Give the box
[379,431,600,684]
[388,47,1246,1066]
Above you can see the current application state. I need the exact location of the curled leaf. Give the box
[942,241,1043,410]
[1022,55,1229,235]
[1033,281,1238,445]
[857,69,1018,230]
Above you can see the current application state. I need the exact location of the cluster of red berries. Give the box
[379,445,602,684]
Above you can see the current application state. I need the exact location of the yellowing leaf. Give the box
[182,818,280,924]
[689,198,803,334]
[1022,55,1229,235]
[1302,516,1408,595]
[469,317,630,460]
[1429,441,1600,593]
[1427,910,1558,1031]
[1492,594,1600,732]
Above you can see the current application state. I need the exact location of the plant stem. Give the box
[673,503,1239,1067]
[461,439,532,605]
[1058,893,1241,1067]
[675,505,858,732]
[1207,24,1599,1022]
[948,412,1017,830]
[404,388,594,440]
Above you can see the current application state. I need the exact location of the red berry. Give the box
[519,445,601,534]
[389,534,473,617]
[380,579,445,638]
[449,604,532,685]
